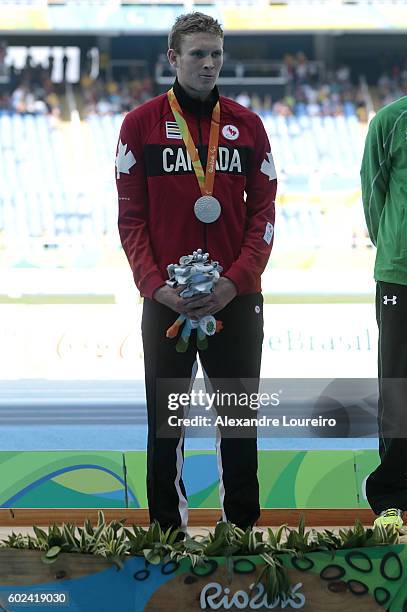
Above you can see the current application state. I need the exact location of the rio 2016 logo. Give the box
[200,581,305,609]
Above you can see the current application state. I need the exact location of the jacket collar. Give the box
[172,77,219,116]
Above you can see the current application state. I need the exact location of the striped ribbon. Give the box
[167,87,220,197]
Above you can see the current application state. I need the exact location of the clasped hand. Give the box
[154,277,237,320]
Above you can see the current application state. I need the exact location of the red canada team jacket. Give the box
[116,79,277,299]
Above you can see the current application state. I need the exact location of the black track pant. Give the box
[366,281,407,514]
[141,293,264,531]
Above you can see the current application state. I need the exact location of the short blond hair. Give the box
[168,12,224,54]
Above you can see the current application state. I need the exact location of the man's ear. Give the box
[167,49,178,69]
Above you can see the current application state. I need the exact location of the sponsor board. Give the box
[0,304,376,379]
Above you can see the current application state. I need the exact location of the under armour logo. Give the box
[383,295,397,305]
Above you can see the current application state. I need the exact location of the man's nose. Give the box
[203,55,215,69]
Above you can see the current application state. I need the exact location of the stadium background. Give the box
[0,0,405,510]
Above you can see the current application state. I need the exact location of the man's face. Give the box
[168,32,223,100]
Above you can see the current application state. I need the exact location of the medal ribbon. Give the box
[167,88,220,197]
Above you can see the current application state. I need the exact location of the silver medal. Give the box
[194,196,221,224]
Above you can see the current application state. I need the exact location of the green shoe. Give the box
[374,508,404,530]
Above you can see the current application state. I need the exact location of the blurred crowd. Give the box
[230,53,367,120]
[376,63,407,107]
[230,82,365,119]
[80,51,367,121]
[0,70,62,117]
[0,42,62,117]
[1,41,403,123]
[80,73,153,116]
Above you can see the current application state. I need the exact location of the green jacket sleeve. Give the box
[360,114,390,246]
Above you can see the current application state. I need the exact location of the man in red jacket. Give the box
[116,12,277,537]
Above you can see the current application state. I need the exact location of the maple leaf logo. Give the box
[115,140,136,179]
[222,124,239,140]
[260,151,277,181]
